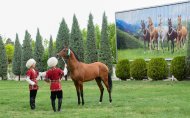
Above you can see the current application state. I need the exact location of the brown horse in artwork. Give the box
[148,17,158,50]
[57,48,112,105]
[177,15,187,49]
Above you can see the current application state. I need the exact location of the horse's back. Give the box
[84,62,108,72]
[78,62,108,82]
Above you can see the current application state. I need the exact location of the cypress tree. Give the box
[0,36,8,80]
[12,34,22,80]
[48,35,54,58]
[21,30,33,75]
[108,23,117,63]
[70,14,84,61]
[56,18,70,69]
[34,28,44,71]
[85,13,98,63]
[99,13,113,73]
[95,25,101,50]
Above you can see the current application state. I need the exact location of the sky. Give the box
[0,0,186,42]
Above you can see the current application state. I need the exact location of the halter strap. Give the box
[67,49,70,57]
[62,57,66,64]
[168,27,175,36]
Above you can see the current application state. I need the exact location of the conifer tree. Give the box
[99,13,113,73]
[70,15,84,61]
[48,35,54,58]
[85,13,98,63]
[21,30,33,75]
[34,28,44,71]
[12,34,22,80]
[0,36,8,80]
[56,18,70,69]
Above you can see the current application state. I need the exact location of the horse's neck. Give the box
[67,53,79,72]
[178,24,182,30]
[149,25,154,32]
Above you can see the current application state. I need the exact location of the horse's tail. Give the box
[108,73,112,92]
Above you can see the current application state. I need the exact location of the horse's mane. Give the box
[70,48,80,62]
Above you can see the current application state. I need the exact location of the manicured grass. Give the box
[0,80,190,118]
[118,48,186,61]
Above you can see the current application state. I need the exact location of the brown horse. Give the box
[141,20,150,52]
[177,15,187,49]
[57,48,112,105]
[148,17,158,50]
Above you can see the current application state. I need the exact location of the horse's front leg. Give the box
[149,38,152,51]
[74,81,81,105]
[79,82,84,105]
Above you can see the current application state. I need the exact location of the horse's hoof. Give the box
[99,102,102,104]
[110,102,112,105]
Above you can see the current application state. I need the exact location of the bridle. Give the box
[61,49,70,64]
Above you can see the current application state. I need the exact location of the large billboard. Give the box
[115,1,190,60]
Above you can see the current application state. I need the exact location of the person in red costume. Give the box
[43,57,67,112]
[25,58,39,110]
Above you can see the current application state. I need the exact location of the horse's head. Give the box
[168,18,172,28]
[57,48,71,60]
[158,15,162,27]
[148,17,153,26]
[178,15,182,25]
[141,20,145,31]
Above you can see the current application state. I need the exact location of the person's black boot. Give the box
[30,98,35,110]
[33,99,36,109]
[58,99,62,112]
[51,100,56,112]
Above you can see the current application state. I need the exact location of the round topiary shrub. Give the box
[116,59,130,80]
[130,59,147,80]
[147,58,168,80]
[170,56,187,81]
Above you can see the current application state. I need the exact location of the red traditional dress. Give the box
[45,67,63,91]
[26,69,39,90]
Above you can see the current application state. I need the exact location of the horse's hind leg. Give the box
[102,75,112,104]
[95,77,104,104]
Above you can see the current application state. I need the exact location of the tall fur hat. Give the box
[26,59,36,68]
[47,57,58,67]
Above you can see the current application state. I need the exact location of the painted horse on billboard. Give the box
[177,15,187,49]
[157,15,168,52]
[148,17,158,51]
[167,18,177,53]
[141,20,150,52]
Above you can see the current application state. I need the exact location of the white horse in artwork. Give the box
[157,15,168,51]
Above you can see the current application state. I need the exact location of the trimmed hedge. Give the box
[147,58,168,80]
[116,59,130,80]
[170,56,187,81]
[130,59,147,80]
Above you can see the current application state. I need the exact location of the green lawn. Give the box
[118,48,186,61]
[0,80,190,118]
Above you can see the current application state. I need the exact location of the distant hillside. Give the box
[116,19,140,35]
[116,29,143,49]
